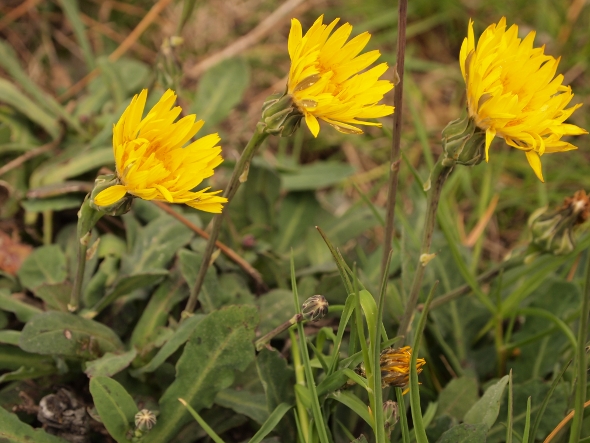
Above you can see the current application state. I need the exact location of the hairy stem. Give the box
[380,0,408,280]
[397,159,453,341]
[183,124,269,316]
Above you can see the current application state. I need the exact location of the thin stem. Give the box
[568,251,590,443]
[42,210,52,245]
[255,314,302,351]
[380,0,408,281]
[290,327,310,443]
[183,124,268,317]
[397,159,453,341]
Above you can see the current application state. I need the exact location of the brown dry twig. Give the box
[152,200,267,291]
[543,399,590,443]
[185,0,307,79]
[58,0,175,102]
[0,138,61,178]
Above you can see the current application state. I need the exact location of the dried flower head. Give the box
[287,15,394,136]
[380,346,425,388]
[529,190,590,255]
[92,89,227,213]
[460,18,587,181]
[135,409,157,431]
[301,294,329,322]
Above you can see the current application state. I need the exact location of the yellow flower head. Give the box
[380,346,425,388]
[287,15,394,137]
[460,18,587,182]
[93,89,227,213]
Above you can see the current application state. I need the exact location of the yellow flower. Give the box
[287,15,394,137]
[93,89,227,213]
[380,346,425,388]
[460,17,587,182]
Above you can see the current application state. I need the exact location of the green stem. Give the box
[397,159,452,341]
[290,328,310,443]
[255,314,302,351]
[569,251,590,443]
[42,210,53,245]
[68,198,102,312]
[183,124,268,316]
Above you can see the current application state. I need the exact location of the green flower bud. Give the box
[441,113,486,167]
[89,174,134,216]
[301,294,329,322]
[261,91,303,137]
[383,400,399,435]
[528,190,590,255]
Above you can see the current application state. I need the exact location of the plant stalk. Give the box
[183,124,268,316]
[568,251,590,442]
[255,314,303,351]
[397,159,453,341]
[381,0,408,281]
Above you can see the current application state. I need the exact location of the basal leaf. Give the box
[0,405,69,443]
[437,377,479,420]
[463,375,509,430]
[437,423,488,442]
[85,348,138,378]
[17,245,67,290]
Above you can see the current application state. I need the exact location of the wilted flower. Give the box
[135,409,157,431]
[302,294,329,322]
[529,190,590,255]
[92,89,227,213]
[460,18,587,181]
[287,15,394,137]
[380,346,425,388]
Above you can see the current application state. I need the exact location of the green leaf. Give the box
[437,377,479,420]
[85,348,138,378]
[34,148,113,187]
[33,282,71,312]
[247,403,293,443]
[19,312,124,358]
[0,290,43,322]
[17,245,67,290]
[437,423,488,442]
[215,389,269,424]
[178,249,220,313]
[89,376,139,443]
[281,162,355,191]
[0,405,69,442]
[0,78,60,139]
[56,0,95,70]
[144,305,258,443]
[191,57,250,130]
[0,344,55,371]
[130,314,205,376]
[21,195,84,213]
[0,330,20,345]
[327,391,373,427]
[257,289,295,333]
[463,375,509,430]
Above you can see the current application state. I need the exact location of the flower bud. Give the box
[301,295,329,322]
[261,92,303,137]
[89,174,134,216]
[383,400,399,434]
[441,114,486,167]
[135,409,157,432]
[528,190,590,255]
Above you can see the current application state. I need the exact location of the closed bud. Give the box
[134,409,157,432]
[441,114,486,167]
[383,400,399,434]
[301,295,329,322]
[261,92,303,137]
[89,174,134,216]
[529,190,590,255]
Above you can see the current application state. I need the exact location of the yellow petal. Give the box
[485,128,496,162]
[93,185,127,206]
[305,112,320,137]
[525,150,544,182]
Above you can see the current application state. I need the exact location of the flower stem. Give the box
[254,313,302,351]
[183,124,269,317]
[397,158,453,341]
[68,198,103,312]
[568,251,590,443]
[381,0,408,281]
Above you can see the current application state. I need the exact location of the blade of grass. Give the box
[507,369,513,443]
[291,252,330,443]
[56,0,95,70]
[396,387,410,443]
[521,397,531,443]
[409,282,438,443]
[290,327,310,443]
[178,398,225,443]
[248,403,293,443]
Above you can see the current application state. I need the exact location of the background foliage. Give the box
[0,0,589,442]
